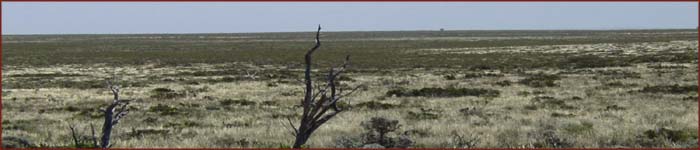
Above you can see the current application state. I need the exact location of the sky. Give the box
[2,2,698,35]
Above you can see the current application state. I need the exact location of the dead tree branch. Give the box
[289,25,359,148]
[99,80,130,148]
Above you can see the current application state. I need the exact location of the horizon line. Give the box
[2,27,697,36]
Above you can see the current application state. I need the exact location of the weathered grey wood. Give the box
[290,25,361,148]
[99,81,130,148]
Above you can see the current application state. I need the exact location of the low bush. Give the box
[527,96,576,110]
[639,84,698,94]
[124,128,170,139]
[148,104,179,116]
[219,99,256,106]
[636,127,698,147]
[407,108,441,120]
[595,70,641,79]
[334,117,413,148]
[150,88,186,99]
[560,54,629,69]
[562,121,594,135]
[519,73,561,88]
[494,80,512,86]
[463,72,504,79]
[354,101,399,110]
[386,87,500,97]
[458,107,486,119]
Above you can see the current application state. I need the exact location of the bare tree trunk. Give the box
[99,81,130,148]
[289,25,362,148]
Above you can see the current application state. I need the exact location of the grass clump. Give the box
[354,101,400,110]
[386,87,499,97]
[148,104,180,116]
[164,120,202,130]
[463,72,504,79]
[560,55,629,69]
[124,128,170,139]
[639,84,698,94]
[494,80,512,87]
[636,127,698,147]
[595,70,641,79]
[219,99,256,106]
[334,117,413,148]
[406,108,441,120]
[519,73,561,88]
[8,73,84,78]
[562,121,594,135]
[526,96,576,110]
[458,107,486,119]
[150,88,186,99]
[642,128,694,143]
[2,136,37,148]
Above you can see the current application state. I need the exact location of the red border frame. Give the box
[0,0,698,2]
[0,1,698,149]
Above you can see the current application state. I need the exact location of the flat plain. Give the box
[2,29,698,148]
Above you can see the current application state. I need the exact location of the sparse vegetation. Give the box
[3,29,697,148]
[519,73,561,88]
[639,84,698,94]
[386,87,500,97]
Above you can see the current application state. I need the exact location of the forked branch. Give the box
[289,25,360,148]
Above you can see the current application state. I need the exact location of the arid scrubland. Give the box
[2,29,698,148]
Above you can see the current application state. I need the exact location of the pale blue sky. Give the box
[2,2,698,35]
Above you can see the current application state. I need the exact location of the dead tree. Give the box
[99,81,130,148]
[287,25,361,148]
[66,81,129,148]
